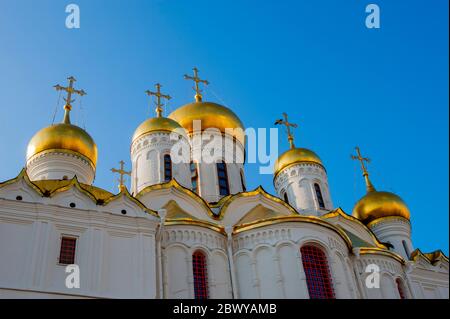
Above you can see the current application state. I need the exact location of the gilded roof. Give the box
[32,179,113,202]
[353,191,410,224]
[410,249,449,265]
[27,123,98,168]
[168,101,245,146]
[132,117,186,142]
[274,147,323,177]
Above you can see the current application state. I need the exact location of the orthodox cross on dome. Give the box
[111,160,131,192]
[145,83,171,118]
[351,146,376,192]
[184,67,209,102]
[54,76,87,124]
[275,112,298,149]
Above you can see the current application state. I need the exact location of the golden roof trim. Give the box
[321,208,387,249]
[410,248,449,265]
[358,247,406,264]
[46,176,98,202]
[0,170,156,216]
[0,168,44,195]
[217,186,298,220]
[233,215,353,251]
[135,179,217,219]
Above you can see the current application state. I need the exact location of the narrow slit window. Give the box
[164,154,172,182]
[217,161,230,196]
[191,161,199,194]
[240,170,246,192]
[402,240,411,258]
[283,192,289,204]
[314,183,326,209]
[396,278,406,299]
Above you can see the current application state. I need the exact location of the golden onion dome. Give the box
[26,123,98,167]
[132,117,186,142]
[274,147,323,177]
[168,101,245,146]
[352,190,410,224]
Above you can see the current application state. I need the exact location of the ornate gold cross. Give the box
[111,160,131,192]
[54,76,87,124]
[275,112,298,149]
[351,146,375,192]
[351,146,370,175]
[184,67,209,102]
[145,83,171,118]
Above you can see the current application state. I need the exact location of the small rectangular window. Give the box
[59,237,77,265]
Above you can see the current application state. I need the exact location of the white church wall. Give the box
[0,218,34,288]
[233,222,355,299]
[190,131,245,203]
[409,261,449,299]
[131,132,191,194]
[276,242,308,298]
[274,163,333,216]
[234,251,257,298]
[0,197,158,299]
[162,225,231,299]
[356,254,407,299]
[27,152,95,185]
[368,218,413,260]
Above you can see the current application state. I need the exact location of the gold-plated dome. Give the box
[26,123,98,167]
[352,190,410,224]
[168,102,245,145]
[132,117,186,142]
[350,146,410,225]
[274,147,323,177]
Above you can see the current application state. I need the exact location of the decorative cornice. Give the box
[274,161,326,181]
[366,216,411,229]
[27,148,96,170]
[164,219,225,234]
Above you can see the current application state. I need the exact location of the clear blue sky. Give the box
[0,0,448,254]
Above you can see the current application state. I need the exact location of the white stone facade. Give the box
[27,151,95,185]
[274,162,333,216]
[190,131,246,203]
[131,131,191,194]
[0,171,447,299]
